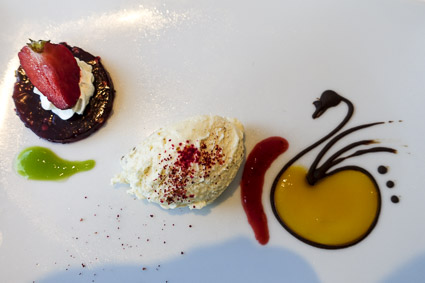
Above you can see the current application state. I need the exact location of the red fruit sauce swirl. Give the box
[241,136,289,245]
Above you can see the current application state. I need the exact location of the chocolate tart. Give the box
[12,42,115,143]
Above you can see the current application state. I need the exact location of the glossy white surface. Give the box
[1,0,425,282]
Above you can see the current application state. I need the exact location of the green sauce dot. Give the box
[15,146,95,181]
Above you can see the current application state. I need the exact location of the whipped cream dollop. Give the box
[112,115,245,209]
[33,57,95,120]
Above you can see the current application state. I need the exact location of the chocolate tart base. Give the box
[12,43,115,143]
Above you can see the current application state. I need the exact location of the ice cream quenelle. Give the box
[111,115,245,209]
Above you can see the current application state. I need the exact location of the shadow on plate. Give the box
[380,252,425,283]
[37,237,319,283]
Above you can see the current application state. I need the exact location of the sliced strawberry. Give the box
[18,40,81,110]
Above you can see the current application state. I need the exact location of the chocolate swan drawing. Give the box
[271,90,396,249]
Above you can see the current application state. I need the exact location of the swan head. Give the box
[312,90,343,119]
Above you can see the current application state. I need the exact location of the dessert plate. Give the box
[1,0,425,282]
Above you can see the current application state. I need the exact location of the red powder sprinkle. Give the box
[157,141,225,205]
[80,218,84,222]
[142,267,147,271]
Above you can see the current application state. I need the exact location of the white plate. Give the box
[1,0,425,282]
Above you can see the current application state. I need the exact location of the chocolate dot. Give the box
[391,195,400,203]
[378,166,388,174]
[386,180,395,188]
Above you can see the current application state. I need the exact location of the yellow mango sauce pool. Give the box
[273,165,379,248]
[15,146,95,181]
